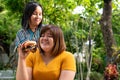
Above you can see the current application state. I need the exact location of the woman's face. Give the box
[40,30,54,53]
[29,6,42,28]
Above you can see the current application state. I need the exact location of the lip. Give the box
[41,40,50,45]
[41,42,48,45]
[35,19,40,22]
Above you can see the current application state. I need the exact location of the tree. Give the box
[99,0,116,64]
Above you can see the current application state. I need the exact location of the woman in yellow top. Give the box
[16,24,76,80]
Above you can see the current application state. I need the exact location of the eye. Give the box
[48,34,53,37]
[41,34,45,37]
[32,12,42,16]
[39,13,42,16]
[32,12,37,15]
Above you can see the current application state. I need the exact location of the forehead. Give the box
[34,6,42,12]
[42,30,52,34]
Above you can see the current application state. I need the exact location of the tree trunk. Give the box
[99,0,116,64]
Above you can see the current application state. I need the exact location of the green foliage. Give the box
[40,0,77,26]
[112,9,120,46]
[0,3,4,12]
[0,12,20,44]
[90,71,103,80]
[0,1,21,53]
[92,47,106,73]
[4,0,29,15]
[1,0,120,79]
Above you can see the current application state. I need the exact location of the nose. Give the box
[36,14,39,17]
[37,15,42,20]
[43,36,48,40]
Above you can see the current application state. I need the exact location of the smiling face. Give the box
[29,6,42,29]
[39,30,54,53]
[38,25,66,56]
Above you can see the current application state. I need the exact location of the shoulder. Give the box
[59,51,76,71]
[41,24,47,28]
[17,29,26,34]
[27,48,40,58]
[61,51,74,56]
[42,24,46,27]
[26,48,40,63]
[60,51,74,59]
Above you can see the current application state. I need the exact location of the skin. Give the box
[17,4,42,54]
[29,6,42,32]
[16,30,75,80]
[16,6,42,80]
[16,6,42,51]
[40,30,54,56]
[39,30,55,65]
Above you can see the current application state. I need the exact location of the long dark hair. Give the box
[21,1,43,29]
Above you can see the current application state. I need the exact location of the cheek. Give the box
[40,15,43,19]
[29,17,33,23]
[51,39,54,46]
[38,38,41,45]
[31,16,35,20]
[39,38,42,44]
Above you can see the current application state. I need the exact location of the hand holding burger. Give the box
[22,41,37,53]
[18,41,37,59]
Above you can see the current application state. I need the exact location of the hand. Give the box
[22,40,37,53]
[18,41,37,59]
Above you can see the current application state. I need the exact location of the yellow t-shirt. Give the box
[26,49,76,80]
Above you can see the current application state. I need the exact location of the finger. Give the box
[24,41,36,48]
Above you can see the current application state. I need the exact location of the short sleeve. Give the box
[61,52,76,72]
[25,52,34,68]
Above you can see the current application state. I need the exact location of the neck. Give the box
[29,25,38,32]
[43,52,51,57]
[41,53,54,65]
[31,28,36,32]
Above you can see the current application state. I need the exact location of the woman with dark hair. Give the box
[16,24,76,80]
[15,1,43,48]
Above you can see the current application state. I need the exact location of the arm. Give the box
[16,41,36,80]
[16,57,32,80]
[59,70,76,80]
[59,52,76,80]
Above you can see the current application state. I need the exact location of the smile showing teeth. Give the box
[36,19,40,21]
[43,43,47,45]
[42,41,49,45]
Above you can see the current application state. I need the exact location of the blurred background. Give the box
[0,0,120,80]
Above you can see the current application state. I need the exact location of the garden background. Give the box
[0,0,120,80]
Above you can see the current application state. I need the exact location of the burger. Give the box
[22,41,37,53]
